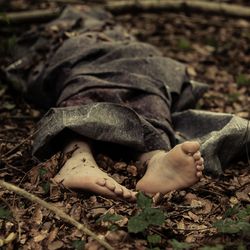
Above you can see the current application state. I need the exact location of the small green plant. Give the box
[147,234,161,250]
[72,239,85,250]
[41,182,50,194]
[169,239,192,250]
[97,212,123,231]
[226,92,240,103]
[236,74,250,86]
[39,167,48,177]
[0,206,12,219]
[127,192,165,233]
[213,205,250,236]
[177,37,191,51]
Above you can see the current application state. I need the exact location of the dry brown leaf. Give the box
[187,211,200,222]
[177,219,185,230]
[33,206,43,225]
[127,165,137,176]
[34,231,48,243]
[105,230,128,244]
[47,227,59,244]
[48,241,64,250]
[236,185,250,202]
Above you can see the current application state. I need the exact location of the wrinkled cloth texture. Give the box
[4,6,249,176]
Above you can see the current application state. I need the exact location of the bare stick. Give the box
[0,180,114,250]
[0,8,61,23]
[2,1,250,24]
[106,0,250,18]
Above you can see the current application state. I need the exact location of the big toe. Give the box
[182,141,200,154]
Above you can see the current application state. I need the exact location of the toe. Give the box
[196,165,204,171]
[195,158,204,166]
[105,180,116,191]
[114,186,123,195]
[193,152,201,160]
[182,141,200,154]
[96,178,106,186]
[123,189,132,199]
[196,171,203,178]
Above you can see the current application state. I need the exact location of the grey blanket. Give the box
[4,6,249,176]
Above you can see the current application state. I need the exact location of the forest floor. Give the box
[0,1,250,249]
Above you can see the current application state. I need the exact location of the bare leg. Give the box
[136,141,204,194]
[53,139,136,201]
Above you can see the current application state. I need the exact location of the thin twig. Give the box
[0,180,114,250]
[2,130,36,158]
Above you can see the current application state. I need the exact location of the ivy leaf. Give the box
[169,239,192,250]
[127,213,149,233]
[136,192,152,209]
[236,205,250,220]
[214,219,250,234]
[98,213,123,223]
[143,207,165,226]
[0,206,12,219]
[236,74,250,86]
[224,205,240,218]
[72,240,85,250]
[147,234,161,245]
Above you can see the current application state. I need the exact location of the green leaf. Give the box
[108,224,118,231]
[227,92,240,103]
[41,182,50,194]
[136,192,152,209]
[224,205,240,218]
[0,206,12,219]
[236,74,250,86]
[72,240,85,250]
[177,37,191,51]
[214,219,250,234]
[128,213,149,233]
[200,245,224,250]
[98,213,123,223]
[143,207,165,226]
[169,239,192,250]
[236,205,250,220]
[147,235,161,245]
[39,167,48,177]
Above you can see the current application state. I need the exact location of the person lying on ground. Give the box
[3,6,249,201]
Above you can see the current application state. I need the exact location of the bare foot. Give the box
[136,141,204,194]
[54,140,136,201]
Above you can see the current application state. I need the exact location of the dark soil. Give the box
[0,1,249,249]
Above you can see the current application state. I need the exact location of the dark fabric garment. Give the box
[3,6,249,176]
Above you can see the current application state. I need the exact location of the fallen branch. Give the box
[105,0,250,18]
[0,180,114,250]
[1,0,250,24]
[0,8,61,24]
